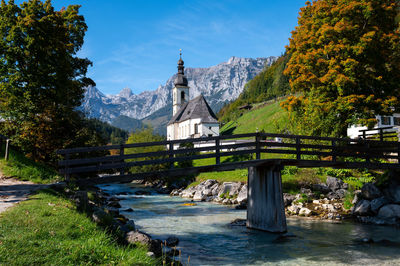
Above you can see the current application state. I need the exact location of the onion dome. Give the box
[174,49,188,86]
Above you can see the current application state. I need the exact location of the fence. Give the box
[57,132,400,183]
[358,126,398,141]
[0,134,11,161]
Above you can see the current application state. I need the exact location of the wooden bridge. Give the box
[57,132,400,233]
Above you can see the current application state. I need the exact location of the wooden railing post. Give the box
[4,139,10,161]
[216,138,220,165]
[120,144,125,176]
[64,153,70,183]
[332,140,336,162]
[379,129,384,142]
[169,142,174,169]
[397,143,400,165]
[255,132,261,160]
[363,131,366,139]
[296,136,301,160]
[365,141,370,163]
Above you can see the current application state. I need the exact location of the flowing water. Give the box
[99,183,400,265]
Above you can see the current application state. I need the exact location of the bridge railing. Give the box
[358,126,398,141]
[57,132,400,183]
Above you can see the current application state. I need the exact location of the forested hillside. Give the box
[218,55,290,124]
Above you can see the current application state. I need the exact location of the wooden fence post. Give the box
[296,136,301,160]
[255,132,261,160]
[64,153,70,183]
[216,138,220,165]
[169,142,174,169]
[120,144,125,176]
[5,139,10,161]
[365,141,370,163]
[332,140,336,162]
[398,143,400,165]
[379,129,384,142]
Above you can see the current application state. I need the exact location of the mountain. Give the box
[81,56,278,134]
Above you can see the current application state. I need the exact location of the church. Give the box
[167,53,220,141]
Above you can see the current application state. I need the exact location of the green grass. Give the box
[0,189,157,265]
[220,100,288,135]
[0,148,61,184]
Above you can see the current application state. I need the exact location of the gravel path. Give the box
[0,176,49,213]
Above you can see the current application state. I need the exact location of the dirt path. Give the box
[0,176,49,213]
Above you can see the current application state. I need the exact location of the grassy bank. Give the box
[0,189,157,265]
[220,100,288,135]
[0,148,60,184]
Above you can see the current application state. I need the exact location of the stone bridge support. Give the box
[247,164,287,233]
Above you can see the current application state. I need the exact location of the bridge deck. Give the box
[57,132,400,185]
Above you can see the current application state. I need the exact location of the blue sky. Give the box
[49,0,305,95]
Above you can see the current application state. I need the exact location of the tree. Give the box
[282,0,400,137]
[0,0,95,162]
[125,127,168,175]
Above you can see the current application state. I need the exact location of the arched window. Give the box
[181,91,185,102]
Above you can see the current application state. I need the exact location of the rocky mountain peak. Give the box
[118,87,133,99]
[81,56,278,130]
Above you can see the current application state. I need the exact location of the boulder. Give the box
[166,236,179,247]
[312,184,331,194]
[283,193,296,207]
[287,204,301,214]
[326,176,344,191]
[92,207,113,226]
[120,220,136,233]
[335,189,347,199]
[150,239,163,257]
[211,183,220,196]
[377,204,400,220]
[361,183,382,200]
[222,198,231,204]
[202,179,217,189]
[327,191,340,200]
[108,201,121,208]
[299,207,312,217]
[370,197,390,214]
[353,200,371,216]
[193,190,207,201]
[352,190,362,205]
[230,218,246,226]
[322,204,336,212]
[218,182,241,197]
[300,188,312,194]
[126,231,152,245]
[384,180,400,203]
[181,187,196,198]
[237,184,247,204]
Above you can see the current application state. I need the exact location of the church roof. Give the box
[168,95,219,125]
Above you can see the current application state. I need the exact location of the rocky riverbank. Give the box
[59,184,181,262]
[172,177,400,226]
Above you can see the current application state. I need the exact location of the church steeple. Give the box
[174,49,188,86]
[172,49,189,116]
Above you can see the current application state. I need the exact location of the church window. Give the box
[394,117,400,126]
[381,116,391,125]
[181,91,185,102]
[194,124,198,134]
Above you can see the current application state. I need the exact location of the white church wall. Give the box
[201,123,219,137]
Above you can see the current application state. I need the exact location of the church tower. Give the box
[172,50,189,116]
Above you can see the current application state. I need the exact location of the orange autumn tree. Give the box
[282,0,400,137]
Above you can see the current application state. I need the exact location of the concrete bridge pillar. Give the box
[247,164,287,233]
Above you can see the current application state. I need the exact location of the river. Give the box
[99,183,400,265]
